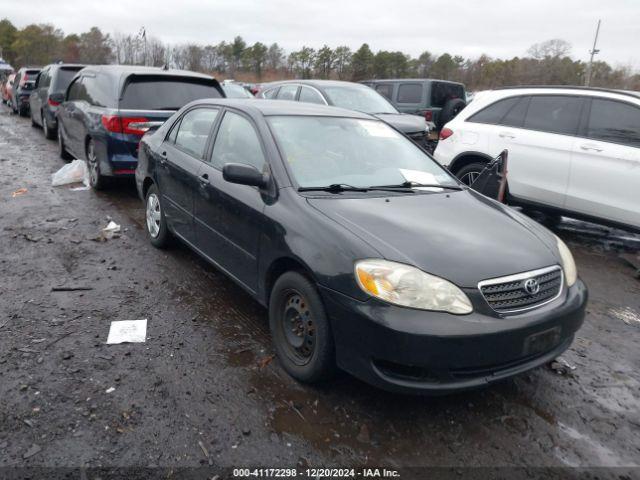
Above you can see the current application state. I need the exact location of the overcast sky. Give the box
[4,0,639,68]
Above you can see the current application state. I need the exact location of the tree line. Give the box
[1,18,638,91]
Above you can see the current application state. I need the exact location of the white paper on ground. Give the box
[106,319,147,344]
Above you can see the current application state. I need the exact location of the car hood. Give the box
[307,189,560,288]
[373,113,427,134]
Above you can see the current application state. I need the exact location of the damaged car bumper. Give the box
[320,279,587,395]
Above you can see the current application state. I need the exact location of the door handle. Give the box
[198,173,209,186]
[580,144,603,152]
[498,132,515,139]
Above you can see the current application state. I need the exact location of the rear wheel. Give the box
[42,112,55,139]
[86,139,107,190]
[269,271,336,383]
[145,184,172,248]
[438,98,466,129]
[58,128,73,161]
[456,162,486,186]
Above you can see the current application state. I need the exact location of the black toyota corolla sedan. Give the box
[135,99,588,395]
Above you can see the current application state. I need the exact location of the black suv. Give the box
[362,79,467,129]
[57,65,225,189]
[30,64,85,139]
[11,67,41,116]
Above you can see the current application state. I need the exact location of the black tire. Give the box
[269,271,336,383]
[145,183,172,248]
[86,138,107,190]
[18,105,28,117]
[456,162,486,186]
[31,111,38,127]
[42,112,55,140]
[57,128,73,161]
[438,98,466,129]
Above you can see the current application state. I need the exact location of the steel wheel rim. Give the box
[280,290,315,365]
[146,193,161,238]
[461,171,480,186]
[87,142,99,185]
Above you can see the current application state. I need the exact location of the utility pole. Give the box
[585,19,601,86]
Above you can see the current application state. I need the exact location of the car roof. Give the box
[189,98,376,119]
[81,65,216,81]
[363,78,464,86]
[491,85,640,101]
[262,79,370,89]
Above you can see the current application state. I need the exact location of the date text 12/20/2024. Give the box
[233,468,401,478]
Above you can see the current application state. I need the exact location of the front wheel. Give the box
[269,271,336,383]
[456,162,486,186]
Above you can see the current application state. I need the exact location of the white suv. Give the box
[433,87,640,232]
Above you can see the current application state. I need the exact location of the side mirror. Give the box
[222,163,268,188]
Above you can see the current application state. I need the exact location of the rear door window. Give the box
[298,86,325,104]
[262,87,279,99]
[210,111,266,171]
[586,98,640,147]
[500,96,530,127]
[276,85,299,101]
[397,83,422,103]
[374,83,394,100]
[120,77,222,110]
[174,108,220,158]
[431,82,465,108]
[523,95,583,135]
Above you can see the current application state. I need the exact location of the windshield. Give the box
[268,116,458,189]
[120,77,222,110]
[223,84,253,98]
[323,85,397,114]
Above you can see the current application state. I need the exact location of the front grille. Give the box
[479,266,563,313]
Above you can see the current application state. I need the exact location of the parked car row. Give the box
[3,65,593,395]
[0,66,41,116]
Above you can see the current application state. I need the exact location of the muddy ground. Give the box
[0,104,639,479]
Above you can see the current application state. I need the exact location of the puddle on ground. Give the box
[608,306,640,326]
[556,422,637,467]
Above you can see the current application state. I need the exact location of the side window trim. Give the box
[206,107,270,174]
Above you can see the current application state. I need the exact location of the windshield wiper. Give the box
[372,181,464,191]
[298,183,414,193]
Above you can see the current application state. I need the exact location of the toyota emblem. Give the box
[523,278,540,295]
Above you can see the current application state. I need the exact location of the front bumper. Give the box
[320,279,587,395]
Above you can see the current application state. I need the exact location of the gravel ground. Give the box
[0,104,639,479]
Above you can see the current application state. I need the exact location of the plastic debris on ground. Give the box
[106,319,147,344]
[549,355,577,375]
[11,187,27,197]
[51,159,90,188]
[105,387,116,394]
[93,220,121,242]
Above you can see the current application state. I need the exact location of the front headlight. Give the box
[354,259,473,314]
[555,236,577,287]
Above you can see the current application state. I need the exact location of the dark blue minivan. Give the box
[57,66,225,189]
